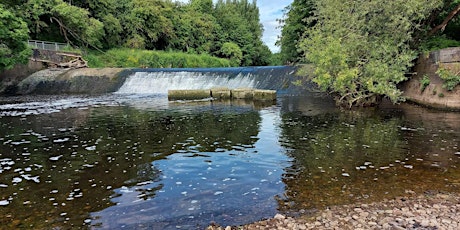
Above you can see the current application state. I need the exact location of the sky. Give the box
[175,0,294,53]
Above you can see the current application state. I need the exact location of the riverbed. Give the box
[0,93,459,229]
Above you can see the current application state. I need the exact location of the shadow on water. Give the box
[0,93,459,229]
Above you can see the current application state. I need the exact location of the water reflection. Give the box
[0,94,459,229]
[0,97,288,229]
[277,99,460,213]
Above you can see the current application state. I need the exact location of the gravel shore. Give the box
[207,191,460,230]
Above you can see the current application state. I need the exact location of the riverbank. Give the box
[207,191,460,229]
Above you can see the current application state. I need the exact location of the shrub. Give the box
[420,75,430,92]
[436,67,460,91]
[84,49,232,68]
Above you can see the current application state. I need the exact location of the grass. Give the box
[84,49,233,68]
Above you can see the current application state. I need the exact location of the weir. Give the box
[116,66,300,94]
[12,66,303,95]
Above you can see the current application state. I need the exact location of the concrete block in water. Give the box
[168,89,211,100]
[211,87,232,99]
[253,89,277,101]
[231,88,254,99]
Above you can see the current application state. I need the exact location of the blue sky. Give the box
[175,0,293,53]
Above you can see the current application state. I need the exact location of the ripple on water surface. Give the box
[0,95,459,229]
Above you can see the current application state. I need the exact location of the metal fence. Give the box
[28,40,69,51]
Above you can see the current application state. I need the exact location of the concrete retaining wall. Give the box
[16,68,128,95]
[402,47,460,110]
[0,61,45,95]
[168,89,211,100]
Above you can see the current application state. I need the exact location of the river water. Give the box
[0,83,459,229]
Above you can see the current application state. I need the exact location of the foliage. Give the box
[171,6,219,54]
[436,67,460,90]
[219,42,243,65]
[299,0,443,107]
[420,75,431,92]
[2,0,272,67]
[277,0,315,64]
[0,4,31,70]
[85,49,232,68]
[425,0,460,40]
[419,35,460,52]
[213,0,269,66]
[269,52,283,66]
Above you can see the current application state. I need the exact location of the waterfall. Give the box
[115,66,300,95]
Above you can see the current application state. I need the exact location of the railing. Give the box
[28,40,69,51]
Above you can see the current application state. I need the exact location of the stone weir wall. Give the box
[14,68,129,95]
[4,66,303,95]
[402,47,460,110]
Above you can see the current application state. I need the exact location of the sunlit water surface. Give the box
[0,94,459,229]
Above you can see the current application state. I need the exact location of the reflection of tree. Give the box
[0,105,261,229]
[277,110,408,212]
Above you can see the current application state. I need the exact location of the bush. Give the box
[436,67,460,91]
[419,35,460,53]
[420,75,430,92]
[84,49,232,68]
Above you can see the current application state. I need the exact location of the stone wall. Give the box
[16,68,129,95]
[401,47,460,110]
[0,61,45,95]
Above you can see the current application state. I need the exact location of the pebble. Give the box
[207,192,460,230]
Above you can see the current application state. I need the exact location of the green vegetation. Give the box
[278,0,460,107]
[419,35,460,53]
[436,67,460,91]
[420,75,431,92]
[300,0,441,107]
[1,0,272,69]
[277,0,315,65]
[85,49,231,68]
[0,4,31,70]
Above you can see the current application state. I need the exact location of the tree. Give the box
[428,2,460,36]
[0,4,31,70]
[171,4,219,54]
[299,0,443,107]
[219,42,243,65]
[213,0,267,66]
[125,0,175,50]
[277,0,315,64]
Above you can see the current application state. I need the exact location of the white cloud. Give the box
[174,0,293,53]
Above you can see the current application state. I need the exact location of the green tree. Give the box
[189,0,213,13]
[171,4,219,54]
[10,0,105,48]
[125,0,175,50]
[219,42,243,65]
[71,0,125,48]
[299,0,443,107]
[213,0,268,66]
[0,4,31,70]
[277,0,315,64]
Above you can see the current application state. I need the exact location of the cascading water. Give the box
[116,71,256,94]
[115,66,300,94]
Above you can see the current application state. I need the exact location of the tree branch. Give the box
[428,3,460,36]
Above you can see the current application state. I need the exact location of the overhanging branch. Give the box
[428,3,460,36]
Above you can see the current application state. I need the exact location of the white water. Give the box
[115,71,257,94]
